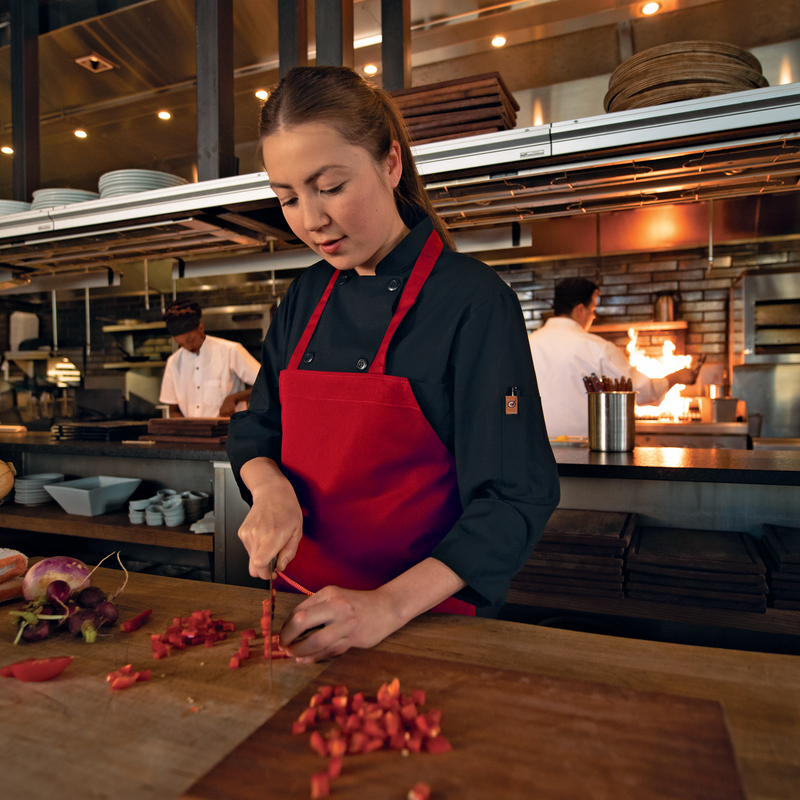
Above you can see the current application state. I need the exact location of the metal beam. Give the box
[381,0,411,91]
[196,0,236,181]
[278,0,308,78]
[36,0,158,34]
[10,0,40,202]
[315,0,353,68]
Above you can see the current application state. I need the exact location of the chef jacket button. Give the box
[337,272,351,285]
[387,278,401,291]
[302,351,314,364]
[356,358,368,371]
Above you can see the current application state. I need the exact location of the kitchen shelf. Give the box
[590,321,688,333]
[505,590,800,637]
[0,503,212,553]
[103,361,167,370]
[102,321,168,333]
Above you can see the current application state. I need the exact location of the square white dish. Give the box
[44,476,142,516]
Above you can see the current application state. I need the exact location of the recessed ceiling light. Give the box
[1,146,12,155]
[75,53,117,73]
[74,130,88,139]
[158,111,172,120]
[492,36,507,48]
[255,90,269,100]
[364,64,378,75]
[642,2,660,14]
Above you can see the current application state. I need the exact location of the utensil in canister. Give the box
[588,391,637,452]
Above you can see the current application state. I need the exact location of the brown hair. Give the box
[258,66,455,250]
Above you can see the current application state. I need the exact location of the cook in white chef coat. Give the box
[528,278,700,438]
[159,301,261,418]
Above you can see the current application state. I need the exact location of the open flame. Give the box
[626,329,693,420]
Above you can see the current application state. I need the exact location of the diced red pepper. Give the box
[292,720,307,735]
[110,674,139,690]
[229,655,240,669]
[363,737,385,754]
[120,609,153,633]
[328,738,347,758]
[327,757,342,779]
[424,734,452,754]
[298,706,317,726]
[238,641,250,660]
[241,628,257,640]
[405,732,424,754]
[1,656,73,683]
[347,731,367,754]
[408,782,432,800]
[411,688,426,706]
[310,772,330,799]
[309,730,328,757]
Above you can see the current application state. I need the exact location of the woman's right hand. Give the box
[237,458,304,580]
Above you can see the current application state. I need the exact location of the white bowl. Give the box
[44,476,142,516]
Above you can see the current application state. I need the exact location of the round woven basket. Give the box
[605,41,768,113]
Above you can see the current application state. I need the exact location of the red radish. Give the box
[22,557,91,602]
[95,601,119,627]
[76,585,107,609]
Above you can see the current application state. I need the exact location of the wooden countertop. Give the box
[3,431,800,484]
[1,568,797,800]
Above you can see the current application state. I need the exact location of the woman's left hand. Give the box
[278,557,467,662]
[280,585,400,663]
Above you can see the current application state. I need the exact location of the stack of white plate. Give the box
[0,200,32,217]
[98,169,188,199]
[31,188,100,210]
[14,472,65,506]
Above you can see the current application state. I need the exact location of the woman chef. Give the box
[226,66,559,663]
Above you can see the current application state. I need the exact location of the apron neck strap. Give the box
[286,230,444,373]
[370,230,442,375]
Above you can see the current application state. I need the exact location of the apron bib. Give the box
[278,231,474,615]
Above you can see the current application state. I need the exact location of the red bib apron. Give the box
[278,230,474,615]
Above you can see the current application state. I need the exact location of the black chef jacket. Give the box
[227,214,560,612]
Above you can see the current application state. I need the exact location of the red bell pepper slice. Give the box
[1,656,73,682]
[408,782,431,800]
[121,609,153,633]
[424,734,452,754]
[327,757,342,779]
[110,674,140,690]
[310,772,330,799]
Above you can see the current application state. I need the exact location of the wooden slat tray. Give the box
[626,570,767,594]
[627,527,765,575]
[539,509,634,548]
[623,561,768,586]
[512,573,623,592]
[627,581,766,603]
[529,551,623,567]
[517,562,623,578]
[763,523,800,564]
[627,589,766,613]
[183,649,745,800]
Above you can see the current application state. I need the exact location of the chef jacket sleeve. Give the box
[231,342,262,385]
[158,356,179,405]
[430,285,561,611]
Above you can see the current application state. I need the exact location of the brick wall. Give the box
[496,240,800,366]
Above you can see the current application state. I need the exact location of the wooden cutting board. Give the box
[183,649,745,800]
[539,509,634,548]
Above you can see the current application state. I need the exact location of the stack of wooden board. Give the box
[390,73,519,145]
[508,510,634,601]
[604,41,768,113]
[52,420,149,441]
[626,527,768,613]
[758,524,800,611]
[142,417,229,443]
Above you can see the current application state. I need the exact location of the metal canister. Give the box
[588,391,637,452]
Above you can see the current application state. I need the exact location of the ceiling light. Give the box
[492,36,506,48]
[158,111,171,120]
[74,130,88,139]
[75,53,117,73]
[1,146,12,155]
[642,2,660,14]
[364,64,378,75]
[255,90,269,100]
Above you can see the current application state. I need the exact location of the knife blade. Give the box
[268,556,276,690]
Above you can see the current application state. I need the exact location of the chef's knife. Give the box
[268,556,276,690]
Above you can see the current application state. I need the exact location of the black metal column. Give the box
[315,0,353,68]
[196,0,236,181]
[381,0,411,91]
[278,0,308,78]
[10,0,40,202]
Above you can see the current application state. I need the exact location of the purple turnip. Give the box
[94,601,119,628]
[69,608,99,643]
[20,619,51,642]
[76,585,107,609]
[22,557,91,602]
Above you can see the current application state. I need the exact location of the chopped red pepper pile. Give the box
[294,677,450,798]
[106,663,152,690]
[0,655,73,682]
[150,609,235,660]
